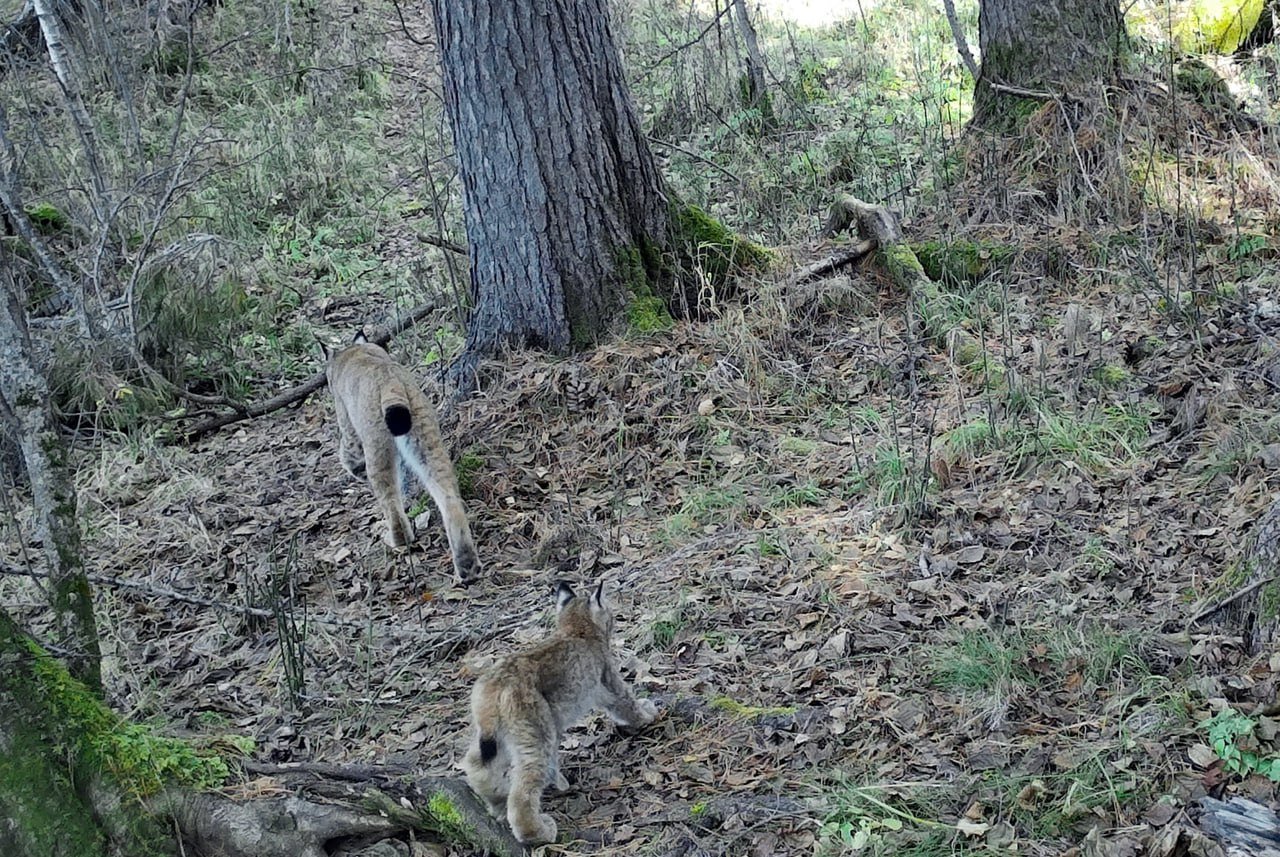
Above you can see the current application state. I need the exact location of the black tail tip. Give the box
[384,404,412,436]
[479,736,498,763]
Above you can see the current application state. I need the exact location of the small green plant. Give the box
[756,533,785,557]
[662,484,746,543]
[454,451,484,498]
[1205,708,1280,781]
[650,616,682,650]
[942,417,996,463]
[24,202,69,233]
[1092,364,1129,389]
[709,696,796,719]
[779,435,818,455]
[1226,233,1266,261]
[817,780,951,856]
[769,480,826,509]
[930,628,1030,693]
[1076,536,1118,578]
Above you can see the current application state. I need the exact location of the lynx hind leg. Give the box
[503,699,559,845]
[333,401,365,478]
[462,739,510,818]
[366,443,413,548]
[340,439,365,478]
[399,435,480,584]
[506,749,558,845]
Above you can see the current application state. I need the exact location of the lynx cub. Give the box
[461,581,658,845]
[324,332,480,584]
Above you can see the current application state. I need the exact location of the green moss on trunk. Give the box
[0,613,229,856]
[671,203,772,290]
[912,240,1015,285]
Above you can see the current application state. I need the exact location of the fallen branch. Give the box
[184,299,443,442]
[221,763,528,857]
[1190,574,1279,625]
[789,238,876,284]
[1197,796,1280,855]
[0,560,372,630]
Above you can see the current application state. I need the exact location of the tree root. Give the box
[792,195,904,285]
[155,766,529,857]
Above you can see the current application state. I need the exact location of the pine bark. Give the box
[973,0,1126,127]
[431,0,670,390]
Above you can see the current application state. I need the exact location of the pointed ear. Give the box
[593,579,606,609]
[352,328,368,344]
[554,580,576,610]
[314,333,332,361]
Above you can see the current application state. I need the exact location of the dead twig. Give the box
[647,136,742,184]
[637,4,733,80]
[789,239,877,284]
[1190,574,1279,625]
[241,760,412,781]
[415,231,467,256]
[0,561,362,630]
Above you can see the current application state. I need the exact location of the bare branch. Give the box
[941,0,979,79]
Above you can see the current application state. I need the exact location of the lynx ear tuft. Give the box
[554,580,576,609]
[314,333,332,361]
[352,329,369,344]
[593,579,606,608]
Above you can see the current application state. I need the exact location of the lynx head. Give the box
[553,579,614,639]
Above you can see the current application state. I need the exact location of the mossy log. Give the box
[811,195,962,348]
[0,610,525,857]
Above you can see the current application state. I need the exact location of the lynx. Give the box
[324,332,480,584]
[461,580,658,845]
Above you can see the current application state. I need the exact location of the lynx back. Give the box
[460,581,658,845]
[324,332,480,584]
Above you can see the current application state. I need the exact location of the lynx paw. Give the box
[453,542,482,585]
[382,522,415,549]
[637,698,659,724]
[513,814,557,845]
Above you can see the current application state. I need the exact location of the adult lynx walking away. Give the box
[461,580,658,845]
[324,332,480,585]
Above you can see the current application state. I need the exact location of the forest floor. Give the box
[23,210,1280,857]
[3,1,1280,856]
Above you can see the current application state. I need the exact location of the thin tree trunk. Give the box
[731,0,770,121]
[973,0,1125,127]
[31,0,109,212]
[0,103,95,340]
[941,0,979,80]
[0,273,101,690]
[431,0,671,392]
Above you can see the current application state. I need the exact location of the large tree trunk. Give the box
[973,0,1126,128]
[0,273,102,690]
[431,0,671,390]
